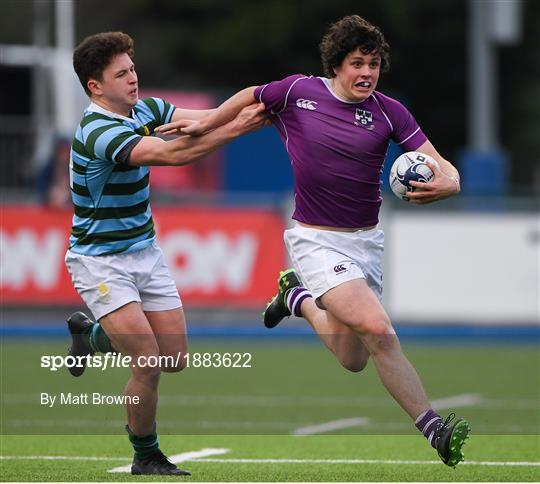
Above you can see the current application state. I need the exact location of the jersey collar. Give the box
[320,77,371,105]
[87,101,135,122]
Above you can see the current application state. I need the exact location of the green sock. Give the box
[84,323,115,353]
[126,424,159,459]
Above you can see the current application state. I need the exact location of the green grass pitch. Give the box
[1,338,538,481]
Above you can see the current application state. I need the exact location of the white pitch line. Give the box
[107,447,229,473]
[2,454,538,468]
[431,393,483,410]
[289,394,480,435]
[193,457,540,467]
[0,455,126,461]
[293,417,370,435]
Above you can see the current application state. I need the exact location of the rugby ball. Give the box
[389,151,438,201]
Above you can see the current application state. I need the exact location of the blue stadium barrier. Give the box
[1,323,538,344]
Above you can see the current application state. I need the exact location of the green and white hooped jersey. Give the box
[69,98,175,256]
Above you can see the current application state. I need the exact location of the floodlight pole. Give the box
[32,0,53,167]
[53,0,77,138]
[462,0,522,194]
[468,0,496,151]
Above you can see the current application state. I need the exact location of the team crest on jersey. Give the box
[355,109,374,130]
[136,123,155,136]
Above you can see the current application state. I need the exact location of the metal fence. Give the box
[0,116,37,190]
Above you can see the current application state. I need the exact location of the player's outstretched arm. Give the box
[171,107,216,122]
[155,87,257,136]
[130,103,266,167]
[407,140,461,204]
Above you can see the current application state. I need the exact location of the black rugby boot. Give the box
[434,413,471,467]
[66,311,95,377]
[262,269,302,328]
[131,451,191,476]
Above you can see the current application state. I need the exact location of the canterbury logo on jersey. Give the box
[333,264,347,274]
[296,99,318,110]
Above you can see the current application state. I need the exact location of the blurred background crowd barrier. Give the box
[0,0,538,326]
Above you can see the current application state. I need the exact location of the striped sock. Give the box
[285,286,312,317]
[415,409,443,448]
[88,323,115,353]
[126,424,160,459]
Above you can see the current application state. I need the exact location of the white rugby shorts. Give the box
[65,242,182,321]
[284,224,384,302]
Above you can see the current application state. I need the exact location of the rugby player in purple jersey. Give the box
[156,15,470,467]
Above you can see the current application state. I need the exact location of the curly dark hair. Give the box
[73,32,134,96]
[320,15,390,78]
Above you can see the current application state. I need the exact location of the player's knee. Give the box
[357,315,391,336]
[336,346,370,372]
[158,344,188,373]
[161,363,186,373]
[132,357,162,382]
[340,355,369,373]
[160,355,188,373]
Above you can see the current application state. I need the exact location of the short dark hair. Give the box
[320,15,390,78]
[73,32,134,96]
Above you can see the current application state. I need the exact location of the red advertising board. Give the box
[1,206,286,307]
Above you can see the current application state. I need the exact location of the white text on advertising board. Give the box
[161,230,258,291]
[0,229,258,293]
[0,229,65,289]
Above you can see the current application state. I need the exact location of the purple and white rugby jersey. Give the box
[254,74,427,228]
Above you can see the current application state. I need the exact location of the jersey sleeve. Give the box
[254,74,307,114]
[140,97,176,125]
[379,94,427,151]
[83,120,141,165]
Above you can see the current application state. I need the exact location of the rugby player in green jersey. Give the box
[64,31,265,476]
